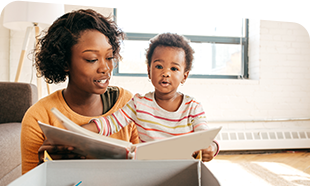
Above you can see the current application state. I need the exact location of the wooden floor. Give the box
[216,150,310,174]
[206,150,310,186]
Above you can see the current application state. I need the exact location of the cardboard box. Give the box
[9,160,220,186]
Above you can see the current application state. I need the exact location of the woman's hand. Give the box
[192,142,218,162]
[37,139,85,165]
[38,122,98,165]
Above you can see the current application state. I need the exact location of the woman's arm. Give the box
[21,110,46,174]
[21,107,86,174]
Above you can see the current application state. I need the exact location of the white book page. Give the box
[51,107,132,148]
[134,127,222,160]
[38,121,132,159]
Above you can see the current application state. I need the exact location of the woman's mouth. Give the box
[94,79,108,84]
[94,78,109,88]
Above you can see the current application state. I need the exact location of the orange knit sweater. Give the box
[21,86,139,174]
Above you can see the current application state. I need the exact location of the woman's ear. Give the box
[64,67,69,72]
[181,71,189,84]
[64,61,70,72]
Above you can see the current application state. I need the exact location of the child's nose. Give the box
[162,70,170,77]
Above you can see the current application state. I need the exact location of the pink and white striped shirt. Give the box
[93,92,209,142]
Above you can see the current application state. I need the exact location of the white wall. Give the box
[110,19,310,131]
[0,5,310,133]
[0,10,9,80]
[0,5,114,97]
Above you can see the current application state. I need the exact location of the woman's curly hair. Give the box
[35,9,125,84]
[146,33,194,72]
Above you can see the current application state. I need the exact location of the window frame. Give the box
[113,9,249,79]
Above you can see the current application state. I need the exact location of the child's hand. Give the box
[81,121,99,133]
[201,145,216,162]
[192,142,218,162]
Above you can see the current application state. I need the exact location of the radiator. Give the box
[210,118,310,151]
[215,129,310,151]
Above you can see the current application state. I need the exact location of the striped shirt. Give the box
[94,92,209,142]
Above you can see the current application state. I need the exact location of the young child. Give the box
[86,33,219,160]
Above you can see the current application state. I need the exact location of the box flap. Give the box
[9,160,221,186]
[201,162,221,186]
[8,163,47,186]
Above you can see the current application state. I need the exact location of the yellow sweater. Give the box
[21,86,139,174]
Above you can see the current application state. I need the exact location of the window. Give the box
[114,8,249,79]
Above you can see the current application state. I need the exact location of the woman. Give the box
[21,9,139,174]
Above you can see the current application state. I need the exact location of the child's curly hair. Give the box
[146,33,194,72]
[35,9,125,83]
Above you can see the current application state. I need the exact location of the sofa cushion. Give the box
[0,164,21,186]
[0,123,22,183]
[0,82,37,124]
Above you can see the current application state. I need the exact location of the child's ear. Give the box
[181,71,189,84]
[147,65,151,79]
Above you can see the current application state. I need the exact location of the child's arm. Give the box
[81,122,99,133]
[88,96,137,136]
[190,99,220,161]
[189,100,209,131]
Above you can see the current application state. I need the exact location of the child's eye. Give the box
[86,59,98,63]
[171,67,178,71]
[155,65,163,69]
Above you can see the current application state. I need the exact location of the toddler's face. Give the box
[148,46,189,96]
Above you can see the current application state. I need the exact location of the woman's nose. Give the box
[98,59,110,74]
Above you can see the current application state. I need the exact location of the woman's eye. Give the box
[86,59,97,63]
[155,65,163,69]
[107,57,114,61]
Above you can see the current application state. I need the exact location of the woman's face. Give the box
[68,29,114,95]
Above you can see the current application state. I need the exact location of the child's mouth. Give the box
[161,81,169,87]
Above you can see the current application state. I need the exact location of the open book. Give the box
[38,107,222,160]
